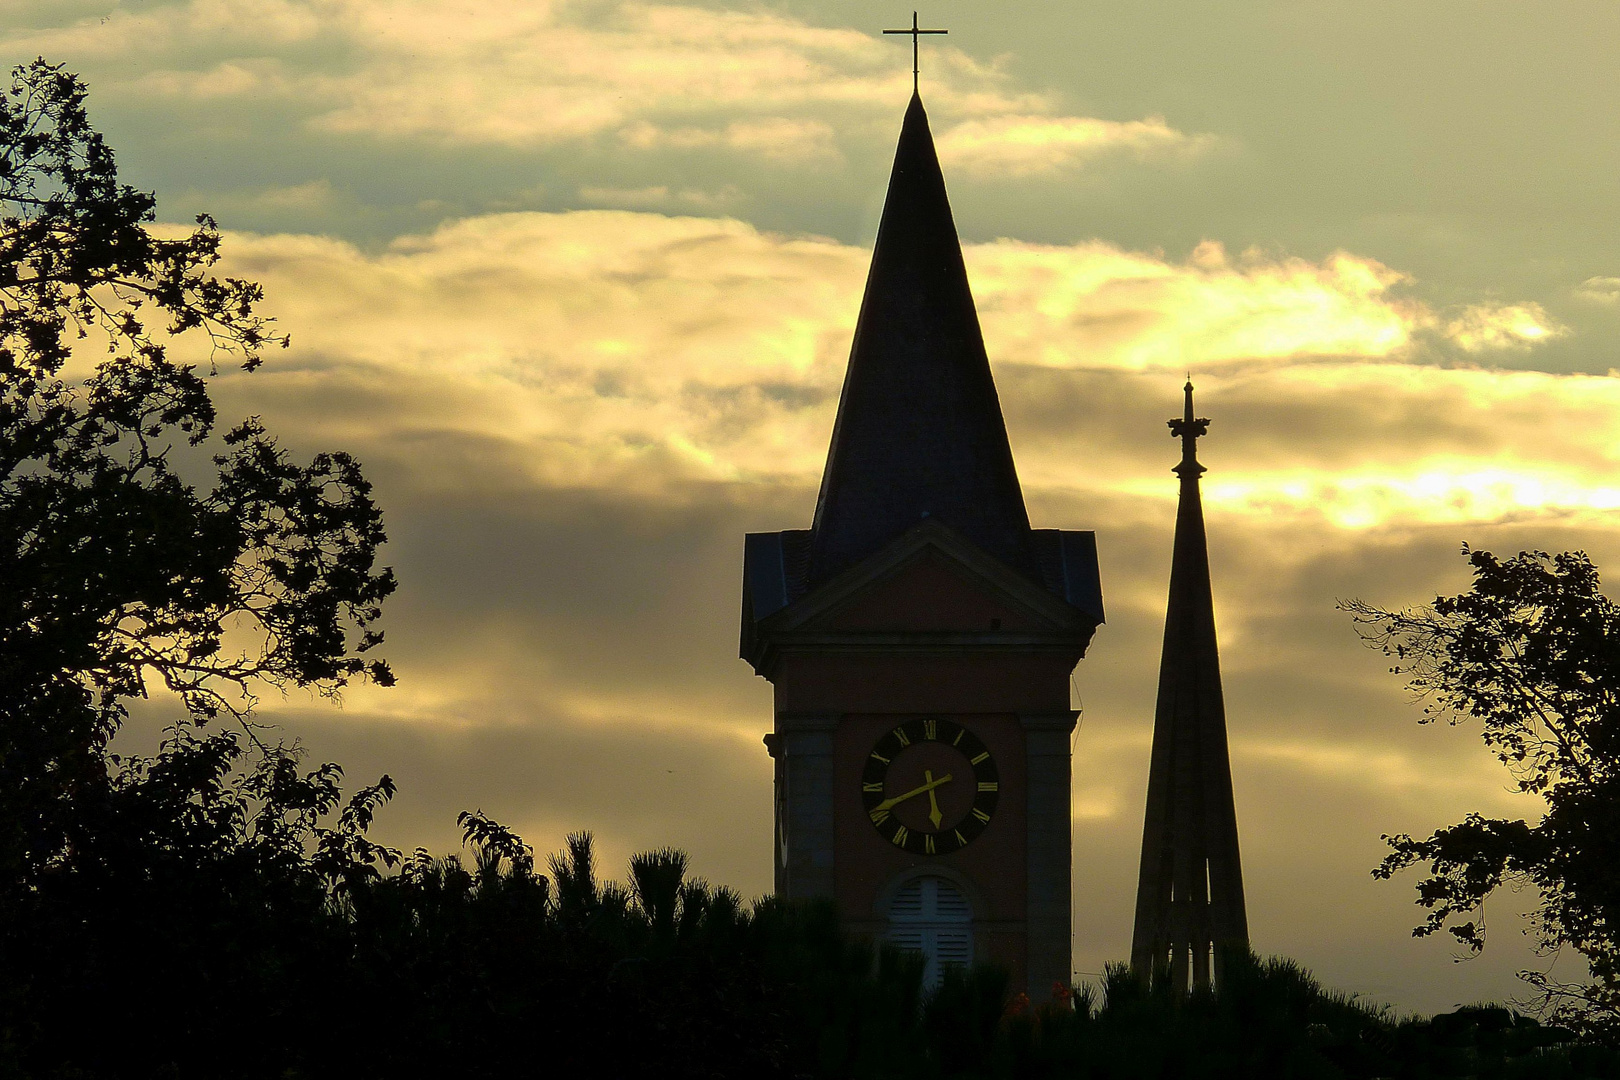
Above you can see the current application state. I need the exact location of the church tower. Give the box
[740,93,1104,994]
[1129,382,1249,991]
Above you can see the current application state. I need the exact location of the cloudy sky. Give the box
[15,0,1620,1013]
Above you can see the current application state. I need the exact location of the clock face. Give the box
[861,718,999,855]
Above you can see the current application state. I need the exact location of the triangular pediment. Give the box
[764,519,1088,635]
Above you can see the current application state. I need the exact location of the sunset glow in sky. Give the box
[17,0,1620,1013]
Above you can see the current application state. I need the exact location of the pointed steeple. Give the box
[1130,381,1248,992]
[807,93,1036,586]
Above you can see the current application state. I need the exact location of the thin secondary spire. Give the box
[884,12,947,94]
[1130,380,1248,993]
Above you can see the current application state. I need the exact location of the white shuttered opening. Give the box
[887,877,973,989]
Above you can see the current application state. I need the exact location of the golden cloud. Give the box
[936,115,1214,178]
[9,0,1196,169]
[210,211,864,492]
[617,118,841,165]
[971,240,1567,369]
[1013,362,1620,529]
[1439,302,1566,352]
[1576,276,1620,305]
[195,209,1607,536]
[971,240,1417,369]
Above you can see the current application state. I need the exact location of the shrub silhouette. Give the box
[8,781,1618,1079]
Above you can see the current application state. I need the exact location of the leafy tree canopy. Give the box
[0,57,395,891]
[1346,547,1620,1038]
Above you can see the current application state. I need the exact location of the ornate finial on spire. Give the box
[884,12,948,94]
[1167,379,1210,478]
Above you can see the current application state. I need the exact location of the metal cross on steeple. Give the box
[884,12,947,94]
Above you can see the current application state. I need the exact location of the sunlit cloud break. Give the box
[1576,276,1620,305]
[1440,302,1565,352]
[1201,465,1620,530]
[8,0,1200,171]
[969,240,1561,370]
[937,115,1214,178]
[190,209,1607,533]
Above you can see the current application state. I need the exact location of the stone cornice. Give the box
[1019,711,1080,734]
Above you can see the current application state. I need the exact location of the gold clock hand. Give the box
[924,769,943,829]
[872,772,954,815]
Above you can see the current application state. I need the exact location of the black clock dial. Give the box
[861,718,998,855]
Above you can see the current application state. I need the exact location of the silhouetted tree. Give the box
[1346,547,1620,1039]
[1,58,398,1074]
[8,727,399,1077]
[0,57,395,893]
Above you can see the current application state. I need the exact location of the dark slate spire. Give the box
[807,93,1036,586]
[1130,381,1248,992]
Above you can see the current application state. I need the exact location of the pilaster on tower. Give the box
[1130,381,1249,991]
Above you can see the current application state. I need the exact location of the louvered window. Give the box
[887,876,973,989]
